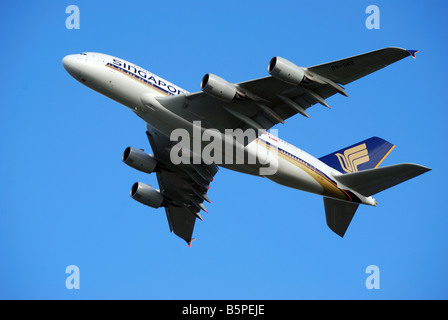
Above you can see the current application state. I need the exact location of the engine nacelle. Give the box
[122,147,157,174]
[200,73,237,102]
[130,182,164,209]
[267,56,305,85]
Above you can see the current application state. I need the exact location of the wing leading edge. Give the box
[150,47,415,146]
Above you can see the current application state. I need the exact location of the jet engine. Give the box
[130,182,164,208]
[122,146,157,174]
[200,73,237,102]
[267,56,305,85]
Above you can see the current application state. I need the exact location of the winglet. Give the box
[187,238,196,247]
[407,50,419,59]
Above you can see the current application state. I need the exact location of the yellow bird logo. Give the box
[335,143,370,173]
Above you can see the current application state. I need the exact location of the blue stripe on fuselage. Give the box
[106,63,182,96]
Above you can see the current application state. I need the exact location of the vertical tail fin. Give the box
[319,137,395,173]
[324,197,359,237]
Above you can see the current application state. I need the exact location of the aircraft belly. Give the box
[262,149,352,201]
[219,163,262,176]
[266,156,323,194]
[135,93,196,138]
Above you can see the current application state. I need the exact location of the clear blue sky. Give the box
[1,0,447,299]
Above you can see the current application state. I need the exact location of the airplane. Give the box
[62,47,430,246]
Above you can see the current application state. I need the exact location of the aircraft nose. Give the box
[62,54,89,79]
[62,54,79,75]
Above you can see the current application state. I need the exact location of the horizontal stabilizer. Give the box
[333,163,431,196]
[324,197,359,237]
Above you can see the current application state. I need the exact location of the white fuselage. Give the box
[62,52,376,206]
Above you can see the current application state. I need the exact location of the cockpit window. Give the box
[80,53,87,55]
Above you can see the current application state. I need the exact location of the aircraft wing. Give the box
[152,47,415,145]
[145,125,218,246]
[306,47,416,85]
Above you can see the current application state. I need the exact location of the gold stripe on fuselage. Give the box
[256,139,351,201]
